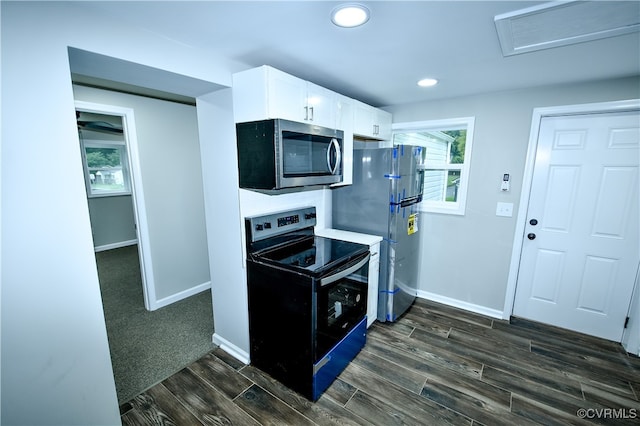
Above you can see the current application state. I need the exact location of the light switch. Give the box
[496,202,513,217]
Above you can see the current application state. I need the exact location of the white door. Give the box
[514,111,639,341]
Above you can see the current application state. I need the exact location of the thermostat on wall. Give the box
[501,173,510,191]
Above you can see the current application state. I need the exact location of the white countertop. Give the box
[315,228,383,246]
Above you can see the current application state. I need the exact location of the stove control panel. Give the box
[246,206,317,242]
[277,214,300,227]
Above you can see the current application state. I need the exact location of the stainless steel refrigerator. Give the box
[332,144,425,322]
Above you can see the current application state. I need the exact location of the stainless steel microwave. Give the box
[236,119,343,191]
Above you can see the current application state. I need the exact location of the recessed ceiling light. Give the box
[417,78,438,87]
[331,4,370,28]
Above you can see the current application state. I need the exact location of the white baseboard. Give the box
[150,281,211,311]
[94,239,138,252]
[213,333,250,364]
[416,290,504,320]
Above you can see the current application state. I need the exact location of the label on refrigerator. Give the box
[407,213,418,235]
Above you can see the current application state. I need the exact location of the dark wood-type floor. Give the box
[120,298,640,425]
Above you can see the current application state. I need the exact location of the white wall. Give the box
[196,89,250,362]
[384,76,640,316]
[88,195,138,249]
[1,2,243,424]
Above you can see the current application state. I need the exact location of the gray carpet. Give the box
[95,245,215,404]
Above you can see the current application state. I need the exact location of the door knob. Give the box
[527,233,536,240]
[529,219,538,226]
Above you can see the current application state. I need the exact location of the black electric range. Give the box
[245,206,370,401]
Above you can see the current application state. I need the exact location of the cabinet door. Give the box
[233,66,341,128]
[353,100,375,138]
[374,109,392,140]
[306,82,336,128]
[232,66,271,123]
[269,70,337,127]
[267,68,307,122]
[353,100,392,140]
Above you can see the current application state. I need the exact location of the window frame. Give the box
[79,136,132,198]
[392,117,475,215]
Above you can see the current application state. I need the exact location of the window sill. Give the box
[88,191,132,199]
[419,204,466,216]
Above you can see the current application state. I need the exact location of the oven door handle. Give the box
[320,253,370,287]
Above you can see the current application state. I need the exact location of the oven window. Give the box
[315,263,368,358]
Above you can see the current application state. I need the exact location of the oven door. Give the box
[315,252,369,359]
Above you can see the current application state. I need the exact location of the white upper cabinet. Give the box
[305,81,337,127]
[353,99,392,140]
[333,94,354,186]
[374,108,392,140]
[232,65,393,187]
[233,65,337,129]
[266,68,307,121]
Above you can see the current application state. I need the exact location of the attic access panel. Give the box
[495,1,640,56]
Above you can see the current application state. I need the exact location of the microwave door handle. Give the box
[327,138,341,175]
[320,253,370,287]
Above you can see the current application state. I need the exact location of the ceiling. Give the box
[78,1,640,107]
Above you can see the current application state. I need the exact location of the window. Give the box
[78,112,132,197]
[392,117,474,215]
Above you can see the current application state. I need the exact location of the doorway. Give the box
[507,100,640,342]
[77,110,137,249]
[76,100,215,403]
[76,101,156,310]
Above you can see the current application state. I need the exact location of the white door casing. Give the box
[510,105,639,341]
[75,101,156,311]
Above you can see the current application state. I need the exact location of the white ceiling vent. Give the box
[495,1,640,56]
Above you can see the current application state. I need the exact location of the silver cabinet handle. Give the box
[304,106,315,121]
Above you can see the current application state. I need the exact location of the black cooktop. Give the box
[253,235,368,275]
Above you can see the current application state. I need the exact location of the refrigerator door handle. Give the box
[400,195,423,208]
